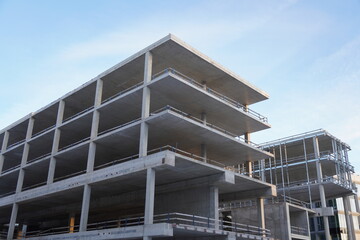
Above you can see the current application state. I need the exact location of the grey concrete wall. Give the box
[290,210,308,228]
[155,186,217,218]
[230,203,288,240]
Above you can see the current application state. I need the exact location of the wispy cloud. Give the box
[56,0,300,62]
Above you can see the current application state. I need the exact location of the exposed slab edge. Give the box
[0,151,175,207]
[25,223,173,240]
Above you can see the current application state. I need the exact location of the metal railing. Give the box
[0,191,15,198]
[102,82,143,104]
[291,225,308,236]
[97,117,141,137]
[25,212,271,238]
[262,150,354,171]
[152,68,268,123]
[273,195,310,208]
[57,137,91,152]
[62,106,94,123]
[31,124,56,138]
[219,195,310,210]
[1,164,21,175]
[22,181,47,191]
[153,105,262,149]
[27,152,52,164]
[277,176,354,191]
[6,139,25,150]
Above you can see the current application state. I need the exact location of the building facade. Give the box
[225,129,356,240]
[0,35,276,240]
[310,174,360,239]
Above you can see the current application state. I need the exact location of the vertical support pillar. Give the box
[343,196,355,240]
[284,203,292,240]
[47,100,65,184]
[201,112,207,125]
[7,203,19,240]
[305,211,311,238]
[244,131,252,177]
[313,136,331,240]
[257,198,265,236]
[16,117,34,193]
[69,213,75,233]
[144,168,155,225]
[0,131,9,173]
[22,224,27,239]
[86,78,103,172]
[200,113,207,162]
[303,139,312,205]
[354,194,360,229]
[139,51,152,158]
[201,144,207,162]
[210,186,219,229]
[79,184,91,232]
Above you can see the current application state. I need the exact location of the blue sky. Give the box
[0,0,359,170]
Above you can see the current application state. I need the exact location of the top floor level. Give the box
[0,34,270,152]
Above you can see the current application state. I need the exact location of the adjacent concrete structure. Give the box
[0,34,276,240]
[223,129,356,240]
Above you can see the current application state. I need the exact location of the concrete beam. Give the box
[144,168,155,225]
[79,184,91,232]
[257,198,265,236]
[220,185,276,202]
[47,100,65,184]
[0,151,174,208]
[0,131,9,173]
[7,203,18,240]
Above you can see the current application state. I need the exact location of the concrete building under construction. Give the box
[0,35,277,240]
[223,129,357,240]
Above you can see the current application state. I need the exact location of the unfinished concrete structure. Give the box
[0,34,276,240]
[309,174,360,239]
[225,129,356,240]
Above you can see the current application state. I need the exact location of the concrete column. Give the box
[245,161,253,177]
[18,224,27,239]
[200,113,208,162]
[201,112,207,125]
[354,194,360,230]
[86,142,97,173]
[343,196,355,240]
[69,213,75,233]
[313,136,331,240]
[7,203,18,240]
[244,132,252,177]
[284,203,291,240]
[22,224,27,238]
[257,198,266,236]
[201,143,207,162]
[86,78,103,172]
[144,168,155,225]
[210,186,219,229]
[15,118,34,193]
[79,184,91,232]
[305,211,311,238]
[47,100,65,184]
[139,51,152,157]
[0,131,9,173]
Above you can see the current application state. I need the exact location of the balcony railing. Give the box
[25,212,271,238]
[152,68,268,123]
[277,176,354,191]
[291,225,308,236]
[262,150,354,172]
[219,194,310,210]
[102,82,143,104]
[153,105,262,149]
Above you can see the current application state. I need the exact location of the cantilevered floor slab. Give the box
[149,72,270,135]
[146,110,272,165]
[278,181,354,202]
